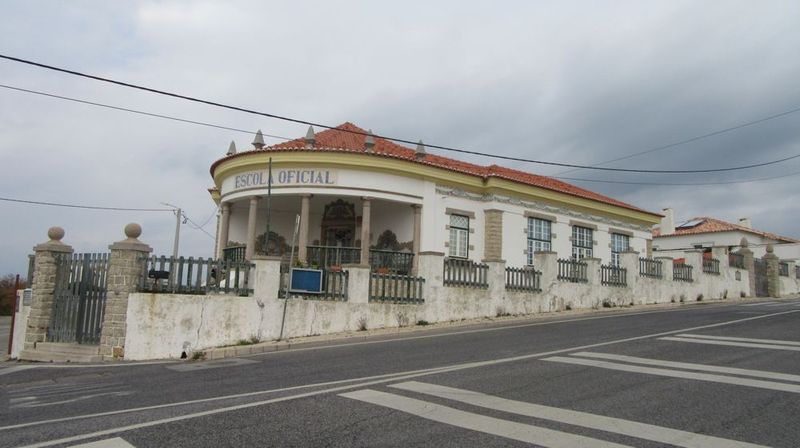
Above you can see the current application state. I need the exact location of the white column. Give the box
[245,196,259,260]
[298,194,311,263]
[360,197,372,266]
[217,202,231,259]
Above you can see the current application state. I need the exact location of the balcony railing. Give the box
[223,245,246,262]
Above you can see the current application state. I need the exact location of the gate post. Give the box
[99,223,152,359]
[763,244,781,298]
[25,227,73,350]
[736,238,755,298]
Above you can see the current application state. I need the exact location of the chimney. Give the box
[660,208,675,235]
[226,141,237,156]
[739,217,752,229]
[304,126,316,149]
[415,140,426,159]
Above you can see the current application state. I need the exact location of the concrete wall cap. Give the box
[33,241,74,253]
[109,241,153,252]
[418,251,445,256]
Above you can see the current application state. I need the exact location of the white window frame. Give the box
[610,233,630,266]
[527,217,552,265]
[448,214,469,258]
[572,225,593,259]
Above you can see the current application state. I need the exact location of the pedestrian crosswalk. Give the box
[340,381,766,447]
[543,352,800,393]
[7,381,131,409]
[658,333,800,352]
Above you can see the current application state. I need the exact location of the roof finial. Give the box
[304,126,316,149]
[227,140,237,156]
[415,140,426,158]
[364,129,375,152]
[252,130,265,149]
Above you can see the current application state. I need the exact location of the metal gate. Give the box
[753,258,768,297]
[50,253,110,344]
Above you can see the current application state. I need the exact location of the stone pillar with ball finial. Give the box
[99,223,152,359]
[735,237,755,298]
[763,243,781,298]
[24,226,74,350]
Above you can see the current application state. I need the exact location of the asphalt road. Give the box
[1,298,799,447]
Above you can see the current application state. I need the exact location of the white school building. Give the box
[209,122,662,270]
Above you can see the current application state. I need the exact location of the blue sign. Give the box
[289,268,324,294]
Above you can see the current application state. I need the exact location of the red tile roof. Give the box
[211,122,659,217]
[654,217,798,242]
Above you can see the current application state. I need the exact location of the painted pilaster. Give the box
[24,227,73,350]
[360,197,372,265]
[245,196,259,260]
[344,264,370,305]
[99,223,152,359]
[483,209,504,262]
[584,258,601,287]
[298,194,311,264]
[533,251,558,289]
[251,255,282,300]
[656,257,674,282]
[619,250,640,297]
[217,202,231,259]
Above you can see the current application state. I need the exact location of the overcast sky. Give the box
[2,0,799,275]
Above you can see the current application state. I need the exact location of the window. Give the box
[527,217,551,265]
[610,233,630,266]
[572,226,593,259]
[449,214,469,258]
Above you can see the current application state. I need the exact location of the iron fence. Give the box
[443,258,489,288]
[505,267,541,292]
[728,253,745,269]
[673,263,693,282]
[601,264,627,287]
[779,262,789,277]
[703,258,721,275]
[307,245,361,268]
[557,258,588,283]
[279,269,349,301]
[369,273,425,304]
[222,245,246,262]
[369,249,414,275]
[139,256,253,296]
[639,257,662,279]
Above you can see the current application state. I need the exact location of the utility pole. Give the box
[161,202,182,259]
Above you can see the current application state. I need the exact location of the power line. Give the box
[555,105,800,175]
[3,53,799,174]
[0,196,171,212]
[4,81,800,188]
[555,169,800,186]
[0,84,292,142]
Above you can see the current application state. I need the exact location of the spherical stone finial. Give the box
[48,226,65,242]
[124,223,142,240]
[766,243,774,254]
[740,237,749,248]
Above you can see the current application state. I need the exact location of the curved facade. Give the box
[209,123,661,272]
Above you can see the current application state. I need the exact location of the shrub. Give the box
[696,294,704,302]
[416,320,429,326]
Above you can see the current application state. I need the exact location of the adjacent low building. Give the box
[209,122,662,272]
[653,208,800,260]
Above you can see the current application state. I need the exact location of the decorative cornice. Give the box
[436,186,651,233]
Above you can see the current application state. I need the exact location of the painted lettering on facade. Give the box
[234,169,337,189]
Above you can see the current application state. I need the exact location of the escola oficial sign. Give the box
[234,169,337,189]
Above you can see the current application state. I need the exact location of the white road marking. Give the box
[340,389,632,448]
[389,381,766,448]
[677,333,800,346]
[67,437,136,447]
[543,356,800,393]
[165,358,257,372]
[740,302,777,307]
[8,309,799,447]
[659,336,800,351]
[569,352,800,382]
[17,392,133,408]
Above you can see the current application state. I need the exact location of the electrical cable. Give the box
[2,53,799,174]
[3,82,800,187]
[0,196,171,212]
